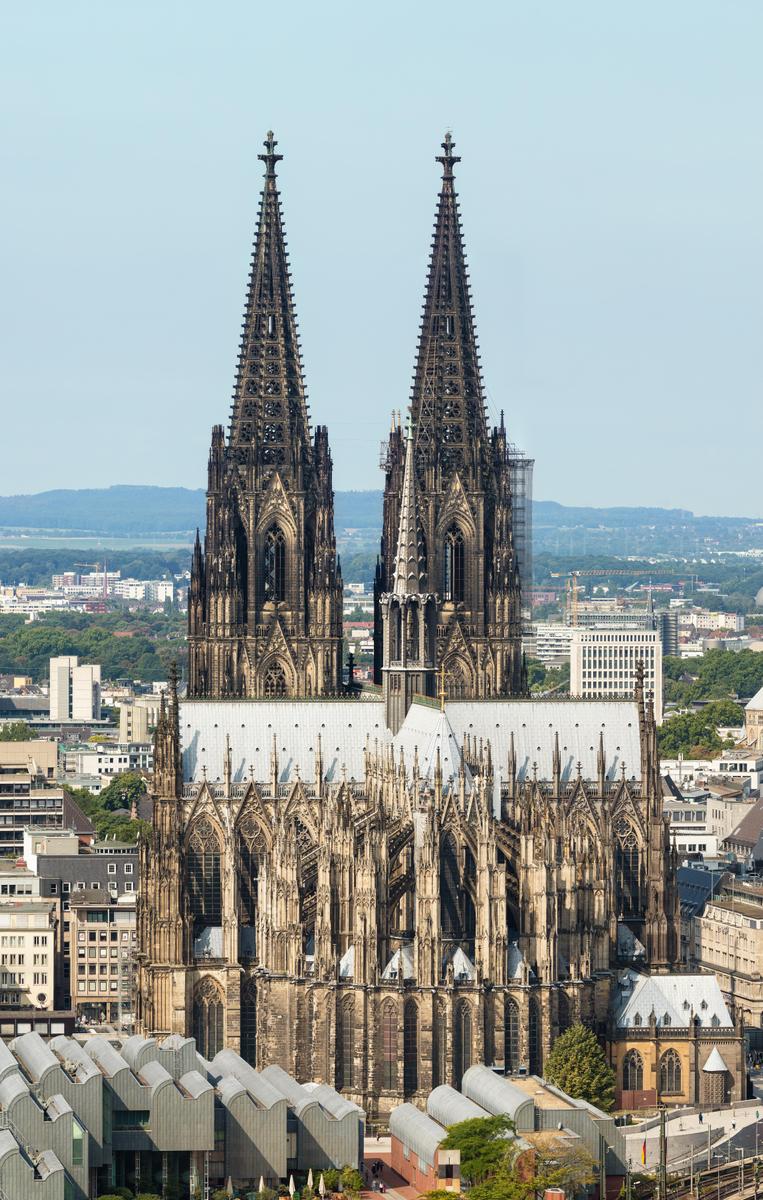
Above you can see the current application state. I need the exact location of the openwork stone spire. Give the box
[392,423,427,597]
[228,131,311,473]
[410,132,488,483]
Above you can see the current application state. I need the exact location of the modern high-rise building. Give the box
[570,627,663,721]
[49,655,101,721]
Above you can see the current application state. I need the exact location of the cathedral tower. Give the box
[376,135,524,700]
[188,133,343,698]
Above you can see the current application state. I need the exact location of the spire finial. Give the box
[436,131,460,181]
[259,130,283,178]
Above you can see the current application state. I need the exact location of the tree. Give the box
[0,721,32,742]
[99,772,148,812]
[544,1022,615,1112]
[341,1167,364,1195]
[442,1115,515,1184]
[530,1134,596,1196]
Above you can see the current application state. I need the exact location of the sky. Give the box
[2,1,762,516]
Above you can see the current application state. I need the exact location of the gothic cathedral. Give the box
[137,134,679,1125]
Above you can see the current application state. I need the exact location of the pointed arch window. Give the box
[614,818,642,918]
[505,998,520,1073]
[529,999,542,1074]
[193,977,224,1060]
[241,977,257,1066]
[263,663,288,698]
[440,833,460,937]
[444,525,465,603]
[622,1048,644,1092]
[660,1049,682,1096]
[433,1000,447,1088]
[187,817,222,937]
[381,1001,397,1091]
[558,991,572,1034]
[403,1000,419,1096]
[336,996,355,1090]
[454,1001,472,1087]
[264,525,286,601]
[237,816,261,934]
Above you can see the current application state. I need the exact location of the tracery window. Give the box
[403,1000,419,1096]
[187,817,222,936]
[529,999,542,1074]
[614,818,642,917]
[237,817,261,930]
[440,833,460,936]
[443,525,465,603]
[660,1049,682,1095]
[263,525,286,601]
[241,977,257,1066]
[336,997,355,1090]
[193,977,224,1060]
[445,664,468,700]
[622,1048,644,1092]
[381,1002,397,1090]
[504,998,520,1073]
[263,663,288,698]
[454,1001,472,1087]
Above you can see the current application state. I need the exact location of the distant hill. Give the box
[0,485,761,557]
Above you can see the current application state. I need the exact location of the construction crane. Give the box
[549,567,685,626]
[74,561,110,600]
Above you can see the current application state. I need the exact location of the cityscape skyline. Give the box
[3,2,762,516]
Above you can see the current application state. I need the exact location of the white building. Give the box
[532,622,574,667]
[570,627,663,721]
[49,656,102,722]
[0,899,56,1010]
[61,743,152,781]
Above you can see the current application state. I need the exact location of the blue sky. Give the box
[2,2,762,515]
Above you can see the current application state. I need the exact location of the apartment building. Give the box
[49,655,102,721]
[0,899,56,1009]
[70,890,137,1027]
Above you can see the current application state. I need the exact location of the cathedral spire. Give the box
[410,131,487,482]
[228,131,311,473]
[392,422,427,596]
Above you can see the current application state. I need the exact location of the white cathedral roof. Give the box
[446,699,643,782]
[180,699,388,785]
[393,703,470,789]
[178,696,643,788]
[702,1048,729,1073]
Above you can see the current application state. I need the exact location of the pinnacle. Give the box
[392,422,427,597]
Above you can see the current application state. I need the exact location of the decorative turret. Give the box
[380,422,437,732]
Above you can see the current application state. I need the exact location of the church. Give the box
[136,133,680,1124]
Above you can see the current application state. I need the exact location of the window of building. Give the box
[443,525,465,603]
[381,1002,397,1091]
[263,525,286,602]
[403,1000,418,1096]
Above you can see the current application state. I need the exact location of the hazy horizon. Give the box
[3,2,762,516]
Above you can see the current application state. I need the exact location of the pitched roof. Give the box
[724,799,763,849]
[746,685,763,712]
[614,970,732,1029]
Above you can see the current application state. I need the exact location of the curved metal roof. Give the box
[210,1050,285,1110]
[389,1103,446,1168]
[11,1032,58,1082]
[83,1037,130,1078]
[427,1084,487,1127]
[302,1081,365,1120]
[179,1069,213,1099]
[138,1059,172,1092]
[49,1036,100,1083]
[260,1064,319,1118]
[462,1065,534,1125]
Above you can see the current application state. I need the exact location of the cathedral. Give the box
[136,133,679,1124]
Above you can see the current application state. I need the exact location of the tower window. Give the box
[264,525,286,601]
[443,525,465,602]
[268,314,275,336]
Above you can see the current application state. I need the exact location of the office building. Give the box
[570,627,663,721]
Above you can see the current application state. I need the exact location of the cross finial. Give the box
[259,130,283,178]
[436,131,460,180]
[438,663,447,712]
